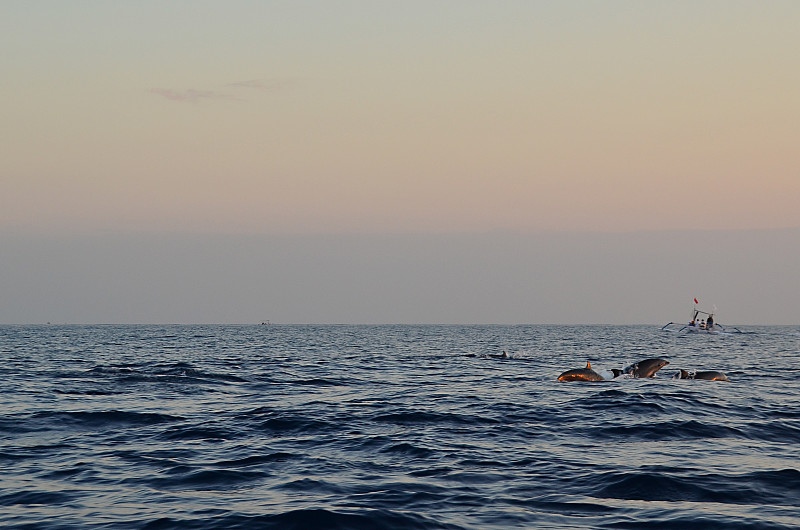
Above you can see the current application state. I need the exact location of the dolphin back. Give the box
[694,370,730,381]
[557,368,605,382]
[675,369,730,381]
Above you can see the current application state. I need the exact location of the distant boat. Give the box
[661,299,742,334]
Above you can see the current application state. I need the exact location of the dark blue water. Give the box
[1,325,799,529]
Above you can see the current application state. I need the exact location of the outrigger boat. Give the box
[661,299,742,334]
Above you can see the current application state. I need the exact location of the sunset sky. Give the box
[4,1,799,235]
[2,2,798,324]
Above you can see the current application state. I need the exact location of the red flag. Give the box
[694,298,699,304]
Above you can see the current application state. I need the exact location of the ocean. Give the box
[1,324,799,529]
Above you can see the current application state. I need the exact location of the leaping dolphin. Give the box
[557,361,605,382]
[676,369,729,382]
[623,358,670,378]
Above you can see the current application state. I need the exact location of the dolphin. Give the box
[677,369,729,382]
[623,358,669,378]
[557,361,606,382]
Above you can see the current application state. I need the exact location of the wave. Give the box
[0,490,76,507]
[372,411,499,426]
[208,452,296,468]
[11,410,182,433]
[590,420,741,441]
[741,420,800,444]
[159,425,242,441]
[288,377,347,386]
[134,508,465,530]
[586,468,800,507]
[144,469,268,491]
[258,416,336,434]
[88,364,249,384]
[379,442,437,458]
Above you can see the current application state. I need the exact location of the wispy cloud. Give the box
[150,88,238,103]
[226,78,294,91]
[151,78,296,103]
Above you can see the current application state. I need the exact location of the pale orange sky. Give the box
[3,1,799,235]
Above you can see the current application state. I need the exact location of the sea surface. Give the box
[1,324,799,529]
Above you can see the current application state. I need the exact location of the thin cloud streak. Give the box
[226,78,294,91]
[150,88,239,103]
[150,79,293,103]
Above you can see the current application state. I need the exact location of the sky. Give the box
[2,1,799,324]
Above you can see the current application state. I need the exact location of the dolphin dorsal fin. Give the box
[586,362,591,369]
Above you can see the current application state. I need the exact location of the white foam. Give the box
[598,369,619,380]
